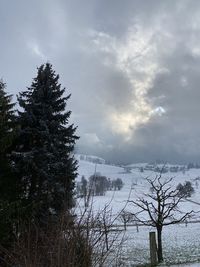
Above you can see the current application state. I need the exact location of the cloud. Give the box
[82,133,101,146]
[150,106,166,117]
[88,24,169,141]
[2,0,200,163]
[27,40,46,59]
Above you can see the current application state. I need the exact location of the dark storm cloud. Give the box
[1,0,200,163]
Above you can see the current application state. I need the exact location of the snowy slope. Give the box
[75,156,200,266]
[76,157,200,215]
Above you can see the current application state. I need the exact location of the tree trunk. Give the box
[124,220,127,231]
[157,227,163,262]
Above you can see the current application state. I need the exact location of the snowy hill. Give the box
[75,155,200,266]
[76,156,200,214]
[75,154,106,164]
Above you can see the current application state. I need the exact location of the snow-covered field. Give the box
[164,264,200,267]
[75,155,200,266]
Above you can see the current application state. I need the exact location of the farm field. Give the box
[75,155,200,266]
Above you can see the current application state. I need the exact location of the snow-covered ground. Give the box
[163,264,200,267]
[162,264,200,267]
[75,156,200,266]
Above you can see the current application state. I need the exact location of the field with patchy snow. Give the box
[75,155,200,266]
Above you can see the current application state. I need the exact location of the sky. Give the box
[1,0,200,164]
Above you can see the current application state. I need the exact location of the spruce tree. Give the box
[0,80,18,247]
[0,80,15,154]
[12,63,79,220]
[0,80,16,200]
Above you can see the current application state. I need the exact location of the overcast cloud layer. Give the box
[1,0,200,164]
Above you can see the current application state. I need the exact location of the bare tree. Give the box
[129,175,194,263]
[119,210,139,232]
[119,210,133,231]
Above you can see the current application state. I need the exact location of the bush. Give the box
[176,181,195,198]
[0,213,92,267]
[0,206,124,267]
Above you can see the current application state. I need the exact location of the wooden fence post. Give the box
[149,231,158,266]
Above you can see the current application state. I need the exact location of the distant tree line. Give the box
[77,174,124,198]
[138,164,186,174]
[187,162,200,169]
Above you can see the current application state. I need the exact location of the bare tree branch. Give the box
[127,173,195,263]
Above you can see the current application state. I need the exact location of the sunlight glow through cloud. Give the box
[90,25,166,140]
